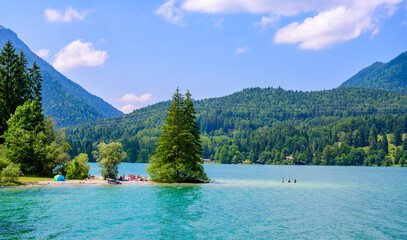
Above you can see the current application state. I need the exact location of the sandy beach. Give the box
[29,177,151,186]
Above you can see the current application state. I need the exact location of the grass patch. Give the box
[18,176,53,183]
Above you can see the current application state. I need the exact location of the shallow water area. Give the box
[1,164,407,239]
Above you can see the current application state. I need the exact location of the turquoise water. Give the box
[1,164,407,239]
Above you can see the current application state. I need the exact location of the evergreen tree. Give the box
[28,62,42,102]
[147,89,208,183]
[178,91,207,181]
[0,41,37,139]
[394,126,402,146]
[368,127,378,150]
[380,133,389,155]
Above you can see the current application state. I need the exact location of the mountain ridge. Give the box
[340,51,407,93]
[0,25,123,127]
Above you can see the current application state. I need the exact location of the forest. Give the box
[65,87,407,166]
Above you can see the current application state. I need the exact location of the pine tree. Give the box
[179,90,207,182]
[380,133,389,155]
[368,127,378,150]
[0,41,35,139]
[147,88,208,183]
[28,62,42,102]
[394,126,402,146]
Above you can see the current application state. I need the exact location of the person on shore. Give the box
[53,172,66,181]
[288,179,291,183]
[281,178,284,183]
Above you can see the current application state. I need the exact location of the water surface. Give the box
[1,164,407,239]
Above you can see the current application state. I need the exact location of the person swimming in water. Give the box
[294,179,296,183]
[288,179,291,183]
[281,178,284,183]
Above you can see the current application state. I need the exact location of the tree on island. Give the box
[147,88,208,183]
[93,142,127,179]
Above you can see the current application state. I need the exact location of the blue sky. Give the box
[1,0,406,113]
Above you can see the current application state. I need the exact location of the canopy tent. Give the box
[54,175,66,181]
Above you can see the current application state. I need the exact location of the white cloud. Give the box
[119,93,153,103]
[274,6,375,49]
[35,49,50,58]
[235,47,249,54]
[255,16,278,31]
[44,7,92,23]
[156,0,404,49]
[120,104,137,114]
[181,0,328,15]
[52,40,108,72]
[180,0,403,16]
[156,0,184,24]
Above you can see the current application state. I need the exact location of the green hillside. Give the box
[65,87,407,164]
[340,51,407,93]
[0,25,123,127]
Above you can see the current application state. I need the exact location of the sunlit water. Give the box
[1,164,407,239]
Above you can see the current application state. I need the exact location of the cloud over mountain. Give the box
[52,40,108,72]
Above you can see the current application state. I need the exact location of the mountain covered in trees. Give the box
[65,86,407,166]
[340,51,407,93]
[0,25,122,127]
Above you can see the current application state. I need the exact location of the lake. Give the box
[1,164,407,239]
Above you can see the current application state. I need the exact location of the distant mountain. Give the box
[0,25,123,127]
[340,51,407,93]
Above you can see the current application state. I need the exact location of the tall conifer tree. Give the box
[147,88,208,183]
[0,41,36,139]
[28,62,42,103]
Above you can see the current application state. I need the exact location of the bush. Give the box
[0,147,20,181]
[1,163,20,181]
[66,153,90,179]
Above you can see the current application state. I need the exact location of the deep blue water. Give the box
[1,164,407,239]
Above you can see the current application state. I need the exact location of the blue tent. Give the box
[54,175,66,181]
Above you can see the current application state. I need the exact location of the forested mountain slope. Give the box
[65,87,407,163]
[0,25,122,127]
[340,51,407,93]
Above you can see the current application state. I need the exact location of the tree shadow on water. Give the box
[155,184,204,239]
